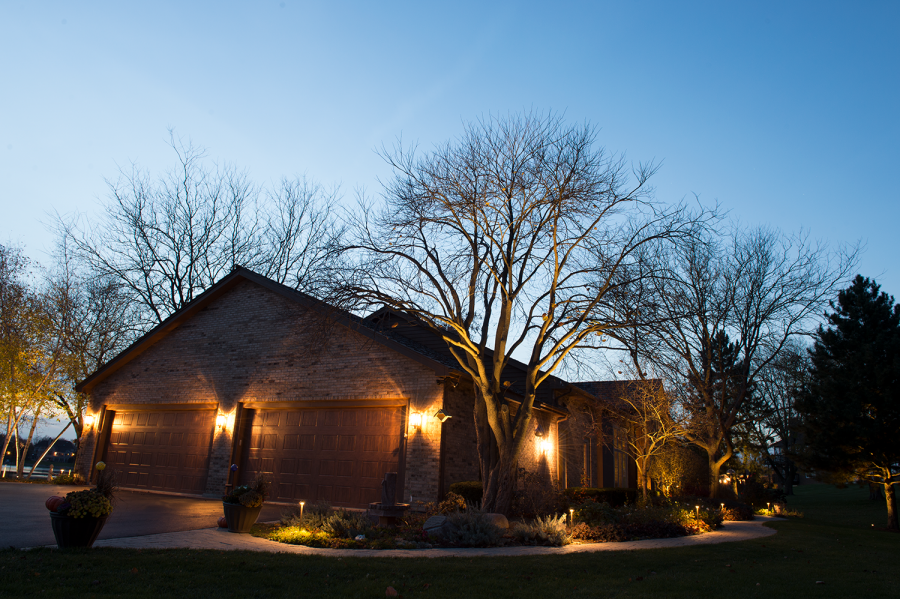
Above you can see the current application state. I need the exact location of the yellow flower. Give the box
[95,461,107,471]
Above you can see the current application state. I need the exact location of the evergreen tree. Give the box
[798,275,900,530]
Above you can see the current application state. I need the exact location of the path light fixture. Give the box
[299,501,305,526]
[695,505,700,518]
[569,508,575,526]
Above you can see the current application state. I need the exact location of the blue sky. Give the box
[2,2,898,313]
[4,1,898,295]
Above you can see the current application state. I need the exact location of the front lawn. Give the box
[1,484,896,598]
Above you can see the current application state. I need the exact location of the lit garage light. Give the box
[216,414,227,429]
[409,412,423,431]
[84,414,96,429]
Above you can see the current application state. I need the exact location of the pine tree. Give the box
[798,275,900,530]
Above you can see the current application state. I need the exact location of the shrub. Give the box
[442,509,503,547]
[280,500,344,531]
[437,492,466,514]
[680,496,754,521]
[321,509,374,539]
[564,487,638,507]
[510,514,571,546]
[448,481,482,504]
[570,522,627,542]
[572,500,618,526]
[512,468,567,518]
[50,473,85,485]
[739,479,785,508]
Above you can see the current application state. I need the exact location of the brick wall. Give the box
[79,279,446,500]
[439,381,480,494]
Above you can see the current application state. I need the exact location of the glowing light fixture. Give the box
[216,414,227,429]
[409,412,423,430]
[569,508,575,526]
[538,438,552,455]
[299,500,305,524]
[695,505,700,517]
[84,414,96,429]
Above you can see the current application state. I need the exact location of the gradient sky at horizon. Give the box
[2,1,898,438]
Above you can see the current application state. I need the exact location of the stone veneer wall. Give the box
[77,279,446,501]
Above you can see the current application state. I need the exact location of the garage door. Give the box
[103,409,215,494]
[238,406,404,508]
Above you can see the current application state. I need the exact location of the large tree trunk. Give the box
[884,481,898,531]
[473,387,527,515]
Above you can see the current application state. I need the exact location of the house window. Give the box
[613,425,629,488]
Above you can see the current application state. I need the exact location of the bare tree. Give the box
[618,226,855,498]
[44,239,139,458]
[57,133,344,329]
[733,341,808,495]
[339,112,696,514]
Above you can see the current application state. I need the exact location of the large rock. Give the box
[423,515,449,538]
[483,513,509,529]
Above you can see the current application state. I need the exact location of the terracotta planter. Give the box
[50,512,109,548]
[222,502,262,533]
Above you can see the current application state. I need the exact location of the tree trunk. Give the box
[884,481,898,531]
[481,454,517,514]
[707,453,721,499]
[16,409,40,479]
[782,462,795,496]
[27,421,71,480]
[0,409,13,472]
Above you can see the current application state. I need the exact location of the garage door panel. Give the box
[239,405,403,508]
[102,409,214,495]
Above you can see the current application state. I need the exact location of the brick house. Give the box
[74,267,592,507]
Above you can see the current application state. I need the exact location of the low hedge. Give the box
[448,481,482,504]
[564,487,640,507]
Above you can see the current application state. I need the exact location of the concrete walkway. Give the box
[89,516,784,557]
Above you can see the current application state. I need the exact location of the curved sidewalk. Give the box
[90,516,783,557]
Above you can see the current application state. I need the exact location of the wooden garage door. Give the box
[239,406,403,508]
[104,409,215,494]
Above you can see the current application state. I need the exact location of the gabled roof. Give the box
[572,379,665,412]
[363,307,583,414]
[75,267,457,394]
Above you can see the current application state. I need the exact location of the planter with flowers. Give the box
[46,461,117,549]
[222,472,270,533]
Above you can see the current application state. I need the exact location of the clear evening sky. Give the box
[2,1,898,314]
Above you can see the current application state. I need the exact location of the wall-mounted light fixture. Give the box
[538,438,552,455]
[83,414,96,429]
[216,414,227,429]
[434,409,452,423]
[409,411,423,431]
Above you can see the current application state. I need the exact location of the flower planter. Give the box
[50,512,109,548]
[222,502,262,533]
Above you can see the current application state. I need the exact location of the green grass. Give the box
[1,485,896,598]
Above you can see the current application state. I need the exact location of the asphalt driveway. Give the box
[0,481,286,549]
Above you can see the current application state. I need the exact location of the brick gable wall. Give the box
[77,279,445,501]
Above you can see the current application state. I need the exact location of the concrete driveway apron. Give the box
[1,481,285,549]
